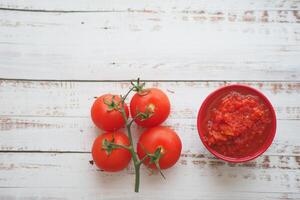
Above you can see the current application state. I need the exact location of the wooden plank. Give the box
[0,80,299,119]
[0,188,299,200]
[0,10,299,80]
[0,116,299,156]
[0,80,299,155]
[0,0,299,12]
[0,153,299,195]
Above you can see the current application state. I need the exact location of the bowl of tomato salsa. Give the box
[197,84,276,162]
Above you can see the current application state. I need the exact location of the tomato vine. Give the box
[103,78,165,192]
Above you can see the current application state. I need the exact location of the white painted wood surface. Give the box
[0,0,299,199]
[1,1,300,80]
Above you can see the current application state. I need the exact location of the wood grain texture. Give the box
[0,79,299,199]
[0,116,299,156]
[0,80,299,119]
[0,0,299,12]
[0,0,300,199]
[0,80,299,155]
[0,2,300,80]
[0,153,299,197]
[0,188,299,200]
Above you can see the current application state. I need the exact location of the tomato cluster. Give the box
[90,84,182,174]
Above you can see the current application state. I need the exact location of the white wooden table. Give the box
[0,1,300,199]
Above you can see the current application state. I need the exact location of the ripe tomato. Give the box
[137,126,182,169]
[130,88,170,128]
[91,94,129,131]
[92,131,132,172]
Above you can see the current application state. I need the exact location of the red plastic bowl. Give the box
[197,84,277,163]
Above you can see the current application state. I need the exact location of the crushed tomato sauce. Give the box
[203,91,272,158]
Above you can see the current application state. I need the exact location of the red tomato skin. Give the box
[130,88,170,128]
[91,94,129,131]
[137,126,182,169]
[92,132,132,172]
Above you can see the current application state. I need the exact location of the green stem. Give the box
[121,87,134,102]
[137,155,148,166]
[119,88,143,193]
[104,79,152,192]
[134,164,141,192]
[125,121,141,192]
[128,112,143,127]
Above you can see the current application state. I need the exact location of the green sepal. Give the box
[101,137,117,156]
[103,95,121,112]
[131,78,149,95]
[136,104,155,121]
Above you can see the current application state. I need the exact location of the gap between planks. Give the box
[0,78,300,83]
[0,7,132,13]
[1,7,300,13]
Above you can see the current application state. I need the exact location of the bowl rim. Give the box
[197,84,277,163]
